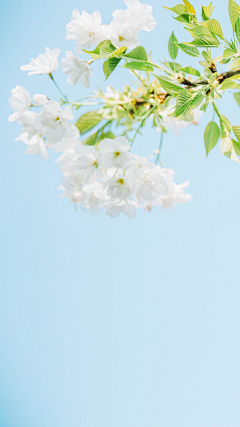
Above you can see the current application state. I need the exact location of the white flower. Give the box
[33,94,48,106]
[160,181,192,210]
[105,199,139,219]
[128,164,166,202]
[55,149,78,176]
[34,101,79,150]
[113,0,156,33]
[14,111,48,159]
[59,174,84,204]
[74,145,102,179]
[107,22,140,49]
[20,48,60,75]
[8,85,31,122]
[24,134,48,160]
[61,51,92,87]
[98,136,133,169]
[105,176,132,200]
[65,10,103,54]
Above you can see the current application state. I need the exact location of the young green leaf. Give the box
[109,46,127,58]
[155,76,183,94]
[232,138,240,154]
[219,80,240,91]
[75,111,102,135]
[183,0,196,15]
[174,14,191,23]
[190,92,205,108]
[163,4,188,15]
[123,62,154,71]
[202,2,215,21]
[103,57,122,79]
[176,43,200,56]
[234,92,240,106]
[228,0,240,30]
[124,46,148,61]
[204,121,220,155]
[178,105,194,121]
[235,17,240,42]
[202,19,224,38]
[179,66,201,76]
[173,89,193,118]
[83,40,116,59]
[232,125,240,141]
[83,131,115,146]
[183,34,220,47]
[168,31,179,60]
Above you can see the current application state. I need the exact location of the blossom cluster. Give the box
[8,85,192,218]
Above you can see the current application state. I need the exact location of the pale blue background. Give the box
[1,0,240,426]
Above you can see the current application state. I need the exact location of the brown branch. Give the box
[181,68,240,88]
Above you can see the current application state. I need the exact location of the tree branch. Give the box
[182,68,240,88]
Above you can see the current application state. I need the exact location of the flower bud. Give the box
[33,94,49,106]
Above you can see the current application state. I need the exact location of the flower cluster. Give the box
[9,84,192,218]
[57,137,192,218]
[65,0,156,53]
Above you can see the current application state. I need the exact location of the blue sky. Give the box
[1,0,240,426]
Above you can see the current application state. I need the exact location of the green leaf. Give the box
[155,76,183,94]
[220,80,240,90]
[178,105,194,121]
[103,57,122,79]
[183,34,220,47]
[220,115,232,137]
[223,46,238,59]
[235,17,240,42]
[232,125,240,141]
[176,43,200,56]
[228,0,240,30]
[83,130,115,146]
[173,89,193,118]
[187,25,214,38]
[232,138,240,154]
[75,111,102,135]
[174,14,191,23]
[202,19,224,38]
[163,4,188,15]
[168,31,179,60]
[190,92,205,108]
[124,46,148,61]
[234,91,240,106]
[204,121,220,155]
[163,61,182,72]
[83,40,116,59]
[183,0,196,15]
[179,66,201,76]
[123,62,154,71]
[202,2,215,21]
[109,46,127,58]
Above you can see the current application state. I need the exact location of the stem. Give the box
[49,73,68,102]
[155,132,164,165]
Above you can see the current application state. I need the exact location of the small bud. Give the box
[33,94,49,106]
[212,80,220,90]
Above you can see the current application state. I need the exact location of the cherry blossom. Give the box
[20,48,60,75]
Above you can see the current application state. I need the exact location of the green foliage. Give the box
[228,0,240,30]
[234,92,240,106]
[168,31,179,60]
[155,76,183,94]
[173,89,194,120]
[163,4,188,15]
[202,19,224,38]
[204,121,220,155]
[103,58,122,79]
[123,62,154,71]
[202,2,215,21]
[232,125,240,141]
[124,46,148,61]
[183,0,196,15]
[75,111,102,135]
[176,43,199,56]
[183,34,220,48]
[179,66,201,76]
[232,138,240,154]
[220,115,232,138]
[83,130,115,146]
[235,17,240,42]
